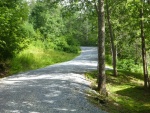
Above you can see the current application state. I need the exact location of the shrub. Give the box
[64,46,80,53]
[20,22,36,39]
[105,55,112,65]
[0,1,29,60]
[117,59,141,72]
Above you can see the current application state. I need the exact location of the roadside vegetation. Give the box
[85,70,150,113]
[0,0,82,77]
[0,0,150,111]
[0,44,79,78]
[10,46,79,75]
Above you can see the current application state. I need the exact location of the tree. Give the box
[96,0,107,95]
[106,0,117,76]
[140,0,149,88]
[59,0,107,94]
[29,0,80,52]
[0,0,29,60]
[125,0,150,88]
[61,0,98,46]
[29,0,63,47]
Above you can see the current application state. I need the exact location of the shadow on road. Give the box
[0,47,106,113]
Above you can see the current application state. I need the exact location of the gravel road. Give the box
[0,47,107,113]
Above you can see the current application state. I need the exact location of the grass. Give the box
[9,45,79,75]
[85,70,150,113]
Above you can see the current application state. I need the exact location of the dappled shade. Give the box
[0,47,106,113]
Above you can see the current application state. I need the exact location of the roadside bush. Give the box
[10,45,78,74]
[105,55,112,65]
[0,1,29,60]
[11,50,37,73]
[53,37,68,51]
[52,36,80,53]
[20,22,36,39]
[66,36,79,46]
[117,59,141,72]
[64,46,80,53]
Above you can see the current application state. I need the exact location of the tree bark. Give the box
[106,0,117,76]
[97,0,107,95]
[140,3,149,88]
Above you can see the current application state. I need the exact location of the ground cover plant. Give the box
[85,70,150,113]
[9,46,79,75]
[0,45,79,78]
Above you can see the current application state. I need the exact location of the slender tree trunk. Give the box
[106,0,117,76]
[97,0,107,95]
[85,19,89,43]
[140,3,149,88]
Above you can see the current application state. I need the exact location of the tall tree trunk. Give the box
[140,3,149,88]
[106,0,117,76]
[97,0,107,95]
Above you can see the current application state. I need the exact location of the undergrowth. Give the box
[85,70,150,113]
[10,45,79,74]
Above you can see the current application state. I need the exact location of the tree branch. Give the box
[94,0,99,14]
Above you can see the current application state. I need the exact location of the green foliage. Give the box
[117,59,142,72]
[29,0,80,53]
[105,55,112,65]
[105,0,150,78]
[0,0,29,60]
[1,0,149,86]
[117,59,135,71]
[10,45,79,74]
[52,36,80,53]
[64,46,80,53]
[85,70,150,113]
[62,5,97,46]
[29,1,63,38]
[20,21,37,39]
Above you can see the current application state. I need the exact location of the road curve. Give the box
[0,47,106,113]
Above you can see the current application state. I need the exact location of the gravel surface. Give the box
[0,47,107,113]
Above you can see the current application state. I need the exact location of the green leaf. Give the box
[127,0,140,3]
